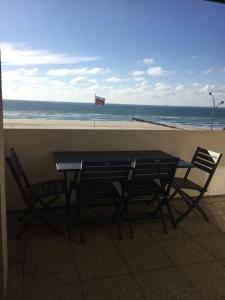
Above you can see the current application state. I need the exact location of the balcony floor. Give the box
[7,196,225,300]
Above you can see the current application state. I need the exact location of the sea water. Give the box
[3,100,225,129]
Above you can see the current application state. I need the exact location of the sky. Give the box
[1,0,225,106]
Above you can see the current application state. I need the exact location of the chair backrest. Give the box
[131,158,178,190]
[6,148,30,197]
[189,147,222,191]
[187,147,222,191]
[79,160,131,186]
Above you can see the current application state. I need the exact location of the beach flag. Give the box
[95,95,105,106]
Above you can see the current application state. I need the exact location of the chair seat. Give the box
[171,177,203,192]
[26,179,64,200]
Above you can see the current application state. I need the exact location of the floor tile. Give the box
[179,261,225,300]
[71,226,114,247]
[206,201,225,216]
[72,245,129,281]
[157,238,214,266]
[8,237,25,261]
[23,272,83,300]
[141,222,188,241]
[135,267,202,300]
[24,254,78,279]
[118,242,173,273]
[109,223,153,245]
[179,218,219,237]
[83,275,144,300]
[195,232,225,259]
[7,281,24,300]
[7,261,24,300]
[8,261,23,284]
[210,214,225,232]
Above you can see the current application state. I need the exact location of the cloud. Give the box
[203,68,213,75]
[133,77,145,82]
[69,77,98,84]
[2,42,99,65]
[139,58,154,65]
[2,68,41,83]
[131,70,145,76]
[105,77,125,83]
[69,76,87,84]
[175,84,185,92]
[47,67,108,76]
[147,66,166,76]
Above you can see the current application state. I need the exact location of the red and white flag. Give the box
[95,95,105,106]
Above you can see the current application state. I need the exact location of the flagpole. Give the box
[94,94,96,129]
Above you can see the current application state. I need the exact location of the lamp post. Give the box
[209,92,224,130]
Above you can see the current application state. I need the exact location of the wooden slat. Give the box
[194,157,214,169]
[193,161,212,173]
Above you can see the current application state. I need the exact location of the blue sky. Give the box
[1,0,225,106]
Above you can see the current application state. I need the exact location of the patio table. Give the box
[52,150,193,239]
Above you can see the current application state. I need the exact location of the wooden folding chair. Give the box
[124,158,178,238]
[6,148,65,238]
[169,147,222,223]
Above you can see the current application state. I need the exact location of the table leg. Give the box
[64,172,72,240]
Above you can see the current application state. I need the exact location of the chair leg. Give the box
[113,201,123,239]
[195,203,209,221]
[38,215,64,235]
[77,206,84,244]
[168,189,179,201]
[165,196,177,229]
[126,202,134,239]
[16,212,36,239]
[116,210,123,240]
[158,197,167,234]
[176,205,195,224]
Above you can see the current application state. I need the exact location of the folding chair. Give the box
[6,148,65,238]
[73,160,130,244]
[169,147,222,223]
[124,158,178,238]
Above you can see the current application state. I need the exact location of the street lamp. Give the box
[209,92,224,130]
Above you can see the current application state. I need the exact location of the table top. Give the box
[53,150,193,172]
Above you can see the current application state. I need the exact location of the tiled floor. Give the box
[7,196,225,300]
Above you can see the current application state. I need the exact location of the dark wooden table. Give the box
[52,150,193,239]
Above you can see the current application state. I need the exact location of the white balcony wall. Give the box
[4,128,225,211]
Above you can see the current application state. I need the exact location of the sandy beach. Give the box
[3,119,180,130]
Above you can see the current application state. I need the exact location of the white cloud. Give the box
[175,84,184,92]
[69,76,87,84]
[105,77,125,83]
[2,42,99,65]
[198,84,217,94]
[139,58,154,65]
[47,67,108,77]
[147,66,167,76]
[133,76,145,82]
[203,68,213,75]
[131,70,145,76]
[3,65,225,106]
[69,77,98,84]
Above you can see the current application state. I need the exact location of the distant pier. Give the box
[132,117,178,129]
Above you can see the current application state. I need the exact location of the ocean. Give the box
[3,100,225,129]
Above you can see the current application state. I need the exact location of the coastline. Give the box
[3,119,181,130]
[3,118,215,130]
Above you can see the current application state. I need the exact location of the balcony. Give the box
[4,126,225,299]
